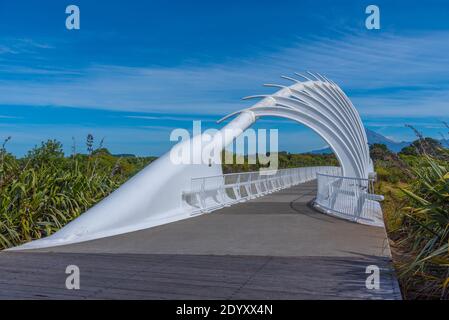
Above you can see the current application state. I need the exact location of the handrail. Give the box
[314,173,384,227]
[191,169,281,181]
[316,172,373,182]
[183,166,384,227]
[183,166,341,215]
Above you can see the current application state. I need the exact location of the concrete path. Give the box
[0,181,402,299]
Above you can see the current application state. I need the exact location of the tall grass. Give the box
[0,137,151,249]
[0,138,337,250]
[395,152,449,299]
[373,124,448,299]
[372,125,449,299]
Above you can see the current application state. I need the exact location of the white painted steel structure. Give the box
[11,73,383,250]
[184,166,341,215]
[218,72,373,179]
[315,173,384,226]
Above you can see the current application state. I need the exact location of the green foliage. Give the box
[0,136,154,249]
[26,140,65,166]
[375,166,401,184]
[400,145,418,156]
[399,137,444,157]
[222,151,338,173]
[371,143,412,183]
[278,152,338,168]
[370,143,390,161]
[395,153,449,299]
[376,132,449,298]
[0,143,336,250]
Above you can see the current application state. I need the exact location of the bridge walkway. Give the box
[0,181,401,299]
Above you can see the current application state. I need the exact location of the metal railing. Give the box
[182,166,341,215]
[314,173,384,226]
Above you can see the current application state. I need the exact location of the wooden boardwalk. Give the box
[0,181,402,299]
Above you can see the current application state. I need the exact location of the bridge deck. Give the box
[0,181,401,299]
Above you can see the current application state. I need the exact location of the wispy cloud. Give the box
[0,38,53,55]
[0,65,81,76]
[0,115,20,119]
[125,115,215,122]
[0,31,448,118]
[0,45,17,55]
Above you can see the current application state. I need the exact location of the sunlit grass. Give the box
[378,147,449,299]
[0,137,152,249]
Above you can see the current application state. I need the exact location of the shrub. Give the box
[0,137,153,249]
[396,153,449,299]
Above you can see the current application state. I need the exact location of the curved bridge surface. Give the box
[10,74,380,250]
[0,181,400,299]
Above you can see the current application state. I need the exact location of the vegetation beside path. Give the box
[371,132,449,300]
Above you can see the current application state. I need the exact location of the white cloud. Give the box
[125,115,215,121]
[0,31,449,117]
[0,38,53,55]
[0,115,20,119]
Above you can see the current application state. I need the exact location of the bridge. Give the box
[0,180,400,299]
[0,73,401,299]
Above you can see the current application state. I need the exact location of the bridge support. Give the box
[10,73,383,251]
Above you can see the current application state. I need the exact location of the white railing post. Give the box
[236,174,242,201]
[314,173,384,227]
[200,177,206,211]
[182,166,386,227]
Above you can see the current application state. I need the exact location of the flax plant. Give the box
[0,136,150,249]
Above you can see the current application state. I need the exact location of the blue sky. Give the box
[1,0,449,156]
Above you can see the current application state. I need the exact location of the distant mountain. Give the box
[308,147,333,155]
[112,153,136,158]
[365,129,411,152]
[309,129,411,154]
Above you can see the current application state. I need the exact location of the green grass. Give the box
[0,138,336,250]
[375,146,449,299]
[0,137,154,249]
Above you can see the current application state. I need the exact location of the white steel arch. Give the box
[10,73,378,250]
[219,72,373,179]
